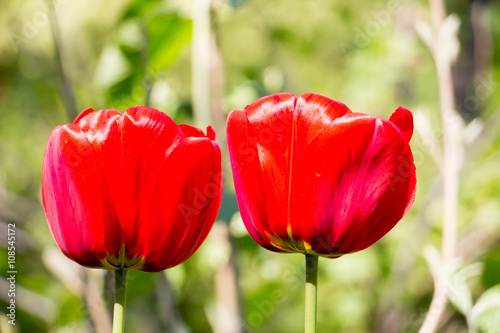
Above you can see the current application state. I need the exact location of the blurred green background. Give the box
[1,0,500,332]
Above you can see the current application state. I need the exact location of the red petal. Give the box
[74,109,126,257]
[389,106,413,142]
[294,93,351,154]
[227,109,277,251]
[206,126,216,140]
[119,106,185,265]
[134,136,222,272]
[228,93,352,252]
[228,94,416,257]
[73,108,95,124]
[180,124,206,138]
[44,105,222,270]
[229,94,297,252]
[290,114,416,255]
[75,106,186,266]
[42,124,107,267]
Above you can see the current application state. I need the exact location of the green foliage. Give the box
[471,285,500,333]
[1,0,500,332]
[482,249,500,289]
[147,15,192,72]
[121,0,163,20]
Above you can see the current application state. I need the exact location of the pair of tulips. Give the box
[42,93,416,331]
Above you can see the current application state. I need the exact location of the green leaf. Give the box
[147,14,192,73]
[121,0,163,20]
[470,285,500,333]
[482,248,500,289]
[423,246,483,317]
[446,263,483,317]
[107,73,141,105]
[94,44,131,88]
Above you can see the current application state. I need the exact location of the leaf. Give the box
[423,246,483,317]
[147,14,192,73]
[482,248,500,289]
[121,0,163,20]
[440,14,461,64]
[107,73,140,104]
[414,19,434,51]
[94,44,131,88]
[446,263,483,317]
[106,44,143,104]
[470,285,500,333]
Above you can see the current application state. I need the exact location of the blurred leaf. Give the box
[424,246,482,317]
[246,282,282,326]
[2,0,500,332]
[423,245,444,279]
[126,270,158,303]
[108,73,140,104]
[147,14,192,73]
[447,263,483,317]
[122,0,163,20]
[55,295,86,326]
[440,14,461,64]
[94,44,131,89]
[482,248,500,289]
[470,285,500,333]
[104,43,143,105]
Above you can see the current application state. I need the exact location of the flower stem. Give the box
[305,254,318,333]
[113,269,128,333]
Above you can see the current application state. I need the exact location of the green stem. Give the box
[112,269,128,333]
[305,254,318,333]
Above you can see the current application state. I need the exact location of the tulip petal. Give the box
[75,106,186,267]
[228,94,302,252]
[73,108,95,124]
[290,114,416,256]
[120,106,184,262]
[246,94,297,242]
[74,109,126,259]
[180,124,207,138]
[228,93,353,252]
[42,124,107,267]
[43,106,222,271]
[293,93,352,153]
[228,93,416,258]
[227,108,278,251]
[389,106,413,142]
[135,136,222,272]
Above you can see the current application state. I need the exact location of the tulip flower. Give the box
[42,106,222,332]
[227,93,416,332]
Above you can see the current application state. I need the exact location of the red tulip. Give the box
[42,106,222,272]
[227,93,416,257]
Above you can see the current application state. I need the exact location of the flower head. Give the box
[42,106,222,272]
[227,93,416,257]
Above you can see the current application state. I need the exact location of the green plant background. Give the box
[1,0,500,332]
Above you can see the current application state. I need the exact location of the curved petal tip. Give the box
[389,106,413,142]
[73,108,95,124]
[206,126,216,140]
